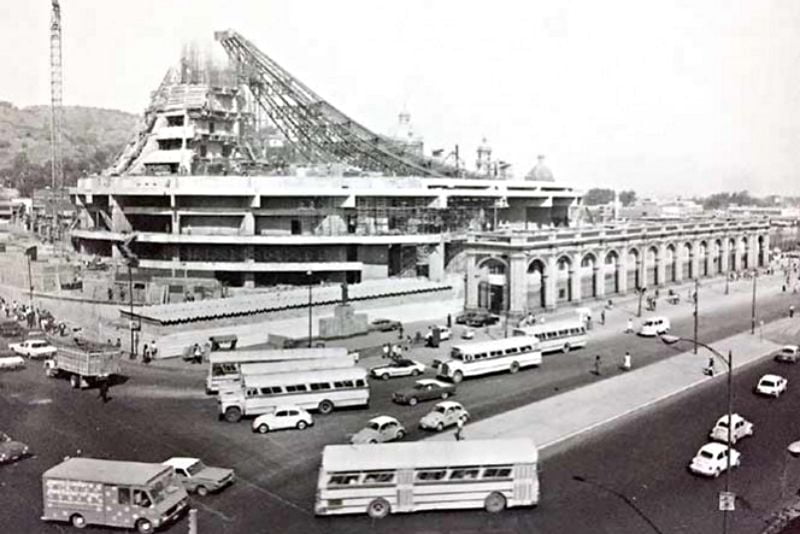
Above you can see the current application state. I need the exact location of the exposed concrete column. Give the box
[617,250,628,294]
[731,237,740,272]
[748,234,758,270]
[544,255,557,310]
[428,242,445,282]
[465,252,479,310]
[656,243,666,288]
[569,252,581,302]
[690,241,700,281]
[762,233,770,266]
[509,253,527,316]
[109,195,131,233]
[594,262,605,298]
[674,247,684,283]
[639,246,649,290]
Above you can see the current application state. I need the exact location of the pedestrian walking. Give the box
[192,343,203,364]
[621,352,631,371]
[447,314,452,328]
[600,309,606,325]
[625,318,634,333]
[593,355,602,376]
[97,380,110,403]
[454,418,464,441]
[705,357,715,376]
[790,305,795,319]
[382,343,390,359]
[586,316,593,331]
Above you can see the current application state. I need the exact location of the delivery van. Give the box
[41,457,188,532]
[638,316,671,337]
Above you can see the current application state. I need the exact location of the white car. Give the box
[251,406,313,434]
[774,345,800,363]
[755,374,788,397]
[461,329,475,340]
[419,401,470,432]
[370,358,426,380]
[9,339,56,359]
[425,326,451,342]
[709,413,753,444]
[638,317,670,337]
[350,416,406,444]
[689,442,741,477]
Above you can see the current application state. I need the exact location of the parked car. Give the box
[0,350,25,371]
[755,374,788,397]
[0,320,23,338]
[350,416,406,444]
[774,345,800,364]
[425,326,451,344]
[461,328,475,340]
[689,442,741,477]
[709,413,754,444]
[392,379,456,406]
[638,316,671,337]
[369,319,403,332]
[162,457,235,496]
[466,311,501,327]
[9,339,57,359]
[370,358,425,380]
[0,432,31,465]
[419,401,470,432]
[251,406,313,434]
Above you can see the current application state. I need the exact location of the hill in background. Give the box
[0,101,139,195]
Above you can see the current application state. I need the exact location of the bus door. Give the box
[395,469,414,512]
[513,463,536,502]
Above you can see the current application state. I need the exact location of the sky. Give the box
[2,0,799,197]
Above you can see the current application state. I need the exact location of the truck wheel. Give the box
[69,375,80,389]
[318,400,334,415]
[196,485,209,497]
[70,514,87,528]
[136,518,154,533]
[224,406,242,423]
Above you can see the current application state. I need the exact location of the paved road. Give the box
[1,280,799,533]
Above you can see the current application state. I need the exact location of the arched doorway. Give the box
[713,239,723,274]
[627,248,640,290]
[556,255,572,303]
[740,236,749,270]
[758,235,766,267]
[728,237,736,272]
[682,242,693,279]
[477,258,506,313]
[580,253,597,299]
[665,244,677,282]
[646,246,659,287]
[526,259,546,310]
[604,250,619,294]
[699,241,708,277]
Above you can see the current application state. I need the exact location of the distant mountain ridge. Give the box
[0,100,139,195]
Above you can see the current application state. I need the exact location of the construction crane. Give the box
[215,30,479,178]
[49,0,64,240]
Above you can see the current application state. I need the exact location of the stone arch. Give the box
[698,240,709,277]
[681,242,693,279]
[556,254,573,303]
[626,247,641,290]
[740,235,749,270]
[713,239,723,274]
[526,258,547,310]
[758,235,766,267]
[604,250,620,294]
[728,237,737,271]
[646,245,659,287]
[665,243,677,282]
[477,257,507,312]
[580,252,598,299]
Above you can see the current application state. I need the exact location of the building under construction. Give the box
[69,30,583,287]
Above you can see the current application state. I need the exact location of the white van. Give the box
[638,316,670,337]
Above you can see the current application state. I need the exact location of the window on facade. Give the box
[166,115,184,126]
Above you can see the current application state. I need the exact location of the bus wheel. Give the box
[453,371,464,384]
[318,400,334,415]
[509,361,520,374]
[136,518,154,533]
[70,374,80,389]
[484,492,507,513]
[367,498,391,519]
[70,514,87,529]
[224,406,242,423]
[562,343,571,354]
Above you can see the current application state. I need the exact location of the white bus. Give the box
[315,438,539,518]
[436,336,542,383]
[218,367,369,422]
[512,319,587,354]
[206,348,349,394]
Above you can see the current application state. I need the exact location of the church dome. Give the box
[524,155,554,182]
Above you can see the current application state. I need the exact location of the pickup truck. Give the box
[9,339,57,359]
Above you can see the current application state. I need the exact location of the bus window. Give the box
[286,384,308,393]
[329,474,360,486]
[309,382,331,391]
[482,467,513,479]
[505,347,519,355]
[416,469,447,482]
[449,468,480,480]
[363,472,395,484]
[245,388,258,397]
[520,345,532,352]
[355,379,366,387]
[490,350,503,357]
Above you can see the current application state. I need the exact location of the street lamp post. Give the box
[661,334,734,533]
[750,270,757,335]
[693,278,699,355]
[637,286,646,318]
[306,270,313,348]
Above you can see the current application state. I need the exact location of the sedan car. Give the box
[709,413,753,444]
[350,416,406,444]
[162,457,235,496]
[9,339,56,359]
[425,326,451,343]
[0,432,31,465]
[689,442,741,477]
[393,379,456,406]
[774,345,800,364]
[369,318,403,332]
[754,374,788,397]
[370,358,425,380]
[465,311,500,327]
[251,406,313,434]
[419,401,470,432]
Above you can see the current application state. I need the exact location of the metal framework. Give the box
[49,0,64,190]
[215,30,473,178]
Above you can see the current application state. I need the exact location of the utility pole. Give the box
[49,0,64,241]
[750,270,757,335]
[693,278,698,355]
[307,270,313,348]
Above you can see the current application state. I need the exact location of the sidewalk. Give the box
[426,316,799,456]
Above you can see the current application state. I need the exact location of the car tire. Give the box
[196,485,209,497]
[224,406,242,423]
[369,439,378,444]
[381,373,390,381]
[70,514,87,529]
[408,397,418,406]
[297,420,308,430]
[367,497,391,519]
[436,422,444,432]
[441,392,450,399]
[509,361,520,374]
[484,492,507,513]
[136,518,154,533]
[318,400,334,415]
[257,424,270,434]
[396,429,405,440]
[411,369,421,377]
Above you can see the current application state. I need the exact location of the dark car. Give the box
[0,321,23,338]
[465,311,500,327]
[369,318,403,332]
[392,379,456,406]
[0,432,31,465]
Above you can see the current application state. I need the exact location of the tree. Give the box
[583,188,615,206]
[619,190,637,206]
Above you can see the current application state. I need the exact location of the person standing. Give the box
[790,305,795,319]
[454,418,464,441]
[626,318,634,333]
[600,309,606,325]
[593,355,602,376]
[621,351,631,371]
[98,380,110,403]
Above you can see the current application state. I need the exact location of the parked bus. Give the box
[315,438,539,518]
[437,336,541,383]
[206,348,349,394]
[218,367,369,422]
[512,319,587,354]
